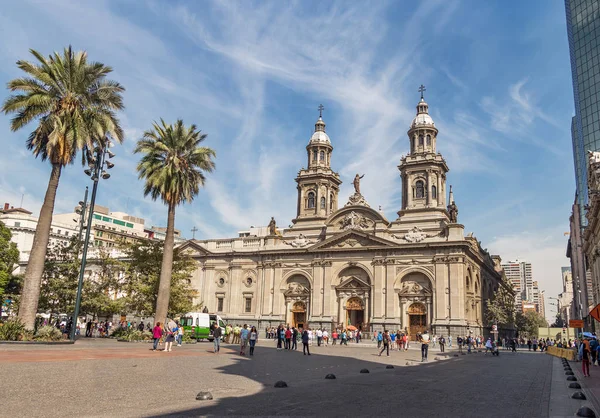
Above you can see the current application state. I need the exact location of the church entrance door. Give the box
[292,301,306,329]
[346,297,365,329]
[408,303,427,340]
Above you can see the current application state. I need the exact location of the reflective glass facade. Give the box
[566,0,600,227]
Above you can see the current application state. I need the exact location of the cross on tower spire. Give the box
[318,104,324,118]
[418,84,426,99]
[191,226,198,239]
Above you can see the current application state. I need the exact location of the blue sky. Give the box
[0,0,574,320]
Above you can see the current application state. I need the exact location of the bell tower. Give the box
[398,86,450,218]
[293,104,342,224]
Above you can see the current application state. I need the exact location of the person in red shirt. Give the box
[152,322,163,351]
[332,331,338,345]
[285,327,292,350]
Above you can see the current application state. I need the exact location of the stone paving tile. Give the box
[0,339,554,417]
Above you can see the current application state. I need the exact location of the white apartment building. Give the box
[1,202,94,274]
[502,260,532,307]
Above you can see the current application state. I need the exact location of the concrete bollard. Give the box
[360,369,370,374]
[325,374,336,379]
[576,406,596,417]
[196,392,213,401]
[274,381,288,388]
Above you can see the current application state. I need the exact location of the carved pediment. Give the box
[177,240,212,256]
[308,230,397,251]
[336,275,370,290]
[284,281,310,296]
[398,280,432,296]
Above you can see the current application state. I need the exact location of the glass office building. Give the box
[565,0,600,226]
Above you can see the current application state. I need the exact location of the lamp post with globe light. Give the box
[69,141,115,341]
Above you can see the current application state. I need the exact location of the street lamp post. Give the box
[69,142,115,341]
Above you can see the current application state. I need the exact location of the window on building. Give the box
[419,135,424,146]
[307,192,315,209]
[415,180,425,198]
[245,297,252,313]
[217,298,224,312]
[14,222,20,227]
[432,185,437,199]
[313,150,317,163]
[57,229,61,235]
[330,193,334,210]
[426,135,431,146]
[320,196,326,209]
[320,151,325,161]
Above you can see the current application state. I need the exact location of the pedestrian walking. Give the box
[317,329,323,346]
[292,327,298,350]
[420,330,430,362]
[439,335,446,352]
[164,322,176,352]
[302,329,311,355]
[378,330,391,357]
[249,326,258,356]
[581,340,591,377]
[177,322,184,346]
[240,324,250,355]
[152,322,163,351]
[212,323,222,353]
[484,337,493,355]
[448,335,452,347]
[332,330,338,345]
[377,331,383,348]
[285,327,292,350]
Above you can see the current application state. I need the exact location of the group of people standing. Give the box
[151,321,184,352]
[212,323,259,356]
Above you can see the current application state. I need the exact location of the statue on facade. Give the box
[268,217,277,236]
[447,201,458,223]
[353,174,365,194]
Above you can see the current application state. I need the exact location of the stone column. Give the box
[426,171,432,206]
[373,264,385,318]
[385,263,395,319]
[406,174,413,208]
[364,295,370,327]
[437,173,442,207]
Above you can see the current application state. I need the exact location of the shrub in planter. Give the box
[0,318,33,341]
[34,326,64,342]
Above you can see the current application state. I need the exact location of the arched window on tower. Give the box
[432,185,437,199]
[415,180,425,198]
[330,193,334,210]
[320,151,325,161]
[426,135,431,146]
[307,192,315,209]
[320,196,326,209]
[312,150,317,163]
[419,135,424,146]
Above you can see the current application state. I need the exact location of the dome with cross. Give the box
[410,98,435,129]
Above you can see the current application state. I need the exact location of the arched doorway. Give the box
[283,274,311,327]
[335,266,371,330]
[292,301,306,329]
[408,303,427,339]
[346,297,364,328]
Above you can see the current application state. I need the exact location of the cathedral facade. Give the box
[181,93,503,339]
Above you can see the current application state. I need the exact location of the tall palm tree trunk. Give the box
[18,163,62,330]
[155,201,176,325]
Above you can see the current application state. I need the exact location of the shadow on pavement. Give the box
[149,346,551,417]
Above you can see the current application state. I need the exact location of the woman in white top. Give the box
[249,326,258,356]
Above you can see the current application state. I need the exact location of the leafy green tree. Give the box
[0,221,19,297]
[0,221,20,318]
[485,274,516,328]
[38,239,79,318]
[516,310,548,338]
[81,247,126,319]
[134,119,215,323]
[1,46,125,329]
[120,240,198,318]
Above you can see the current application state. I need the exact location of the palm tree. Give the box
[135,119,215,324]
[1,47,124,329]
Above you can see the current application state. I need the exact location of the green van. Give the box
[180,312,225,341]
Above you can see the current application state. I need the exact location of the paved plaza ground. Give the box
[0,339,596,417]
